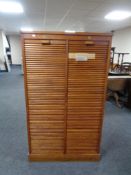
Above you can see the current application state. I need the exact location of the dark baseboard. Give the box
[11,64,22,66]
[0,64,22,72]
[0,70,7,72]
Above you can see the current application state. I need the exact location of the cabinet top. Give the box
[21,31,112,42]
[21,31,112,36]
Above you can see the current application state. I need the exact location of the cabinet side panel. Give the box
[22,36,32,153]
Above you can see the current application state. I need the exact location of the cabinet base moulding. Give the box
[28,153,100,161]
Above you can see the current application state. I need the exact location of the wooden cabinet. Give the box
[21,32,112,161]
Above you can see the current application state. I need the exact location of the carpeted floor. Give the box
[0,66,131,175]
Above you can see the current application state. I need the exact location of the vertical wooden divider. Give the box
[64,40,69,154]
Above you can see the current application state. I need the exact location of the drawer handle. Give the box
[41,40,50,45]
[85,41,94,45]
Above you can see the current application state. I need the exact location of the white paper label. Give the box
[69,53,96,60]
[76,54,88,61]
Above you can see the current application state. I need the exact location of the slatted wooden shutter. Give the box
[67,40,109,155]
[24,39,67,156]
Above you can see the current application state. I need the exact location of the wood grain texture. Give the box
[22,32,112,161]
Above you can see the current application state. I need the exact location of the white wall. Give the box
[0,31,10,70]
[9,35,22,65]
[112,27,131,63]
[0,31,5,70]
[2,32,10,71]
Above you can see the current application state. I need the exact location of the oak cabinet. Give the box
[22,32,112,161]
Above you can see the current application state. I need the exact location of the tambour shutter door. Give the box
[67,40,109,154]
[24,39,67,155]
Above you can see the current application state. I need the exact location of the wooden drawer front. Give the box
[67,40,109,153]
[24,39,67,153]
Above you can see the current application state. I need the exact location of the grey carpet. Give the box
[0,66,131,175]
